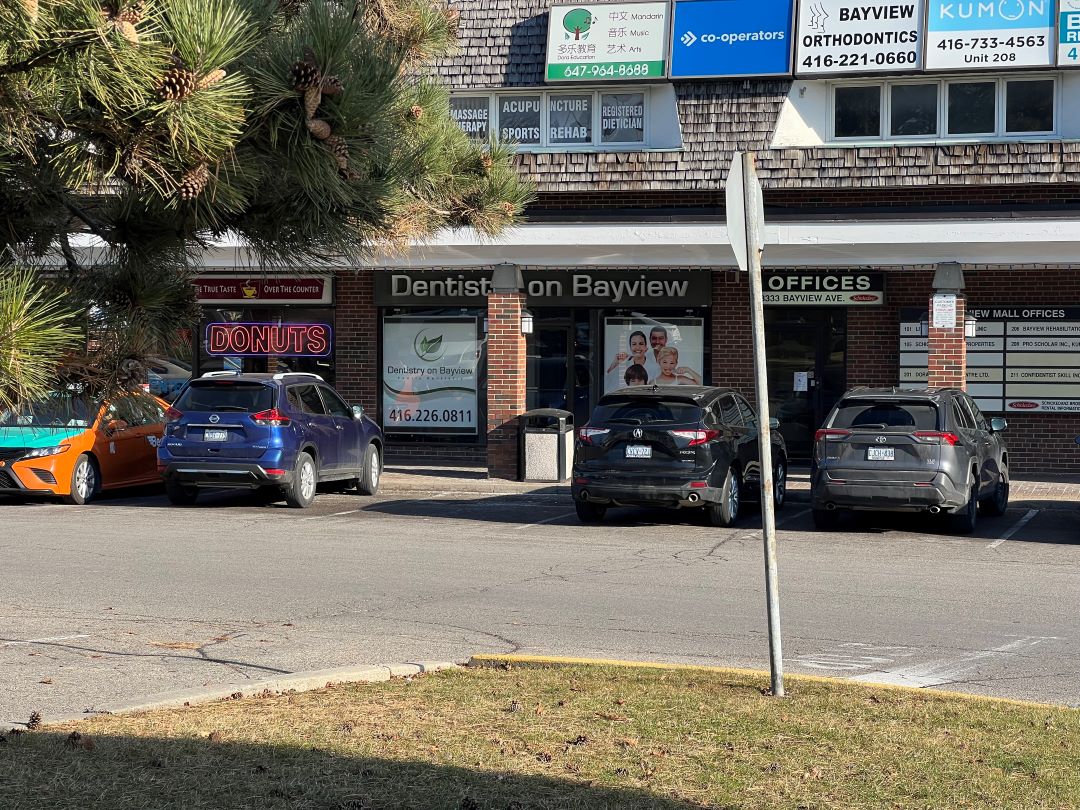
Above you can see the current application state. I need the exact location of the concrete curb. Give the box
[44,660,459,727]
[467,653,1066,710]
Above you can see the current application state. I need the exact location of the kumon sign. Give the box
[205,323,333,357]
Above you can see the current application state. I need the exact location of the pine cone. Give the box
[196,69,226,91]
[325,135,348,165]
[501,202,515,216]
[21,0,38,22]
[290,60,320,90]
[320,75,343,96]
[118,0,144,23]
[481,154,494,173]
[158,67,198,101]
[115,20,139,44]
[303,87,322,119]
[177,163,210,201]
[26,712,41,731]
[305,118,331,140]
[409,105,424,121]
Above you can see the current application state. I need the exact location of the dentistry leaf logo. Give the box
[415,329,446,362]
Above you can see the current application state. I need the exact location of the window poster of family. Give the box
[602,317,705,393]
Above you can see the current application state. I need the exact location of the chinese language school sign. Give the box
[545,2,669,81]
[925,0,1054,69]
[670,0,794,77]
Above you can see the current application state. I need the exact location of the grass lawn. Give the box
[2,663,1078,809]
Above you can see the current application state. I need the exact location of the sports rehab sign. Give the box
[925,0,1054,69]
[669,0,795,77]
[795,0,924,74]
[546,2,669,81]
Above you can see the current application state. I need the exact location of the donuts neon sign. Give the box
[205,323,332,357]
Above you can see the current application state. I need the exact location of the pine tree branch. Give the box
[0,33,99,77]
[59,232,83,275]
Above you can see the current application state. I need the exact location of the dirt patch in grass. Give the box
[2,665,1079,809]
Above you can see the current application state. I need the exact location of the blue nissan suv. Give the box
[158,372,383,508]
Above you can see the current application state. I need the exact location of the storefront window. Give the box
[602,316,706,393]
[197,306,336,383]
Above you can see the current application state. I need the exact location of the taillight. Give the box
[913,431,959,445]
[671,429,720,446]
[815,428,850,441]
[251,408,291,427]
[577,426,609,444]
[164,406,183,424]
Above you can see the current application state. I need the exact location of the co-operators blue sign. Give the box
[669,0,795,77]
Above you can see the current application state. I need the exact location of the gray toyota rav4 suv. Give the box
[811,387,1008,533]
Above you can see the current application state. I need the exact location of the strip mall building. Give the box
[189,0,1080,476]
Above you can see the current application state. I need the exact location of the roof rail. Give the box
[272,372,324,381]
[201,370,241,378]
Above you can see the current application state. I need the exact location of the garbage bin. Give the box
[519,408,574,482]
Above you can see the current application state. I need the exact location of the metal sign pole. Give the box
[727,151,784,697]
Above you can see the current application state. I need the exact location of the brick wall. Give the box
[486,291,527,479]
[711,269,755,400]
[334,268,378,413]
[927,295,967,390]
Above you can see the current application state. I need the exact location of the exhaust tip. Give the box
[928,505,941,514]
[579,489,590,501]
[687,492,700,504]
[825,502,836,511]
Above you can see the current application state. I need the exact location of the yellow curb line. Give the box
[468,654,1072,711]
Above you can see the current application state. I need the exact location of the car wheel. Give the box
[707,466,741,527]
[62,454,99,505]
[950,483,979,534]
[772,458,787,511]
[165,481,199,506]
[575,500,606,523]
[356,444,381,496]
[812,508,841,531]
[283,452,317,509]
[980,470,1009,517]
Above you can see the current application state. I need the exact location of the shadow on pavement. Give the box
[0,731,700,810]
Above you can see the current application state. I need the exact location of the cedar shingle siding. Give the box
[436,0,1080,191]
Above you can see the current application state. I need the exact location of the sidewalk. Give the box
[381,463,1080,504]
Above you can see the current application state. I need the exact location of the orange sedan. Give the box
[0,389,168,504]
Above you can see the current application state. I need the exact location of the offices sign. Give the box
[669,0,794,78]
[925,0,1054,69]
[1059,0,1080,65]
[545,2,669,81]
[795,0,923,74]
[763,271,885,305]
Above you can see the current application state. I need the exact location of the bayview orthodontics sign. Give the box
[374,270,711,308]
[545,2,670,81]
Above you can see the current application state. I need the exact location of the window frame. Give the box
[451,88,650,152]
[828,74,1060,144]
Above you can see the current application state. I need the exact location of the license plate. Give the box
[204,428,228,442]
[625,445,652,459]
[867,447,894,461]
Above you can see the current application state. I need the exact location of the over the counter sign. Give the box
[795,0,924,74]
[545,2,669,81]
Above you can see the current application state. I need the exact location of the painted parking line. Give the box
[300,509,362,521]
[777,508,810,529]
[515,512,577,531]
[2,634,90,647]
[988,508,1039,549]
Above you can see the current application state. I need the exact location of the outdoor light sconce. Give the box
[919,318,929,338]
[965,314,978,338]
[520,310,534,335]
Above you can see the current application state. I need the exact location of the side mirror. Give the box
[989,417,1008,433]
[768,417,780,430]
[105,418,129,435]
[351,404,364,420]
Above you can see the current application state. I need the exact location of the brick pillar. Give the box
[486,266,527,479]
[927,293,967,390]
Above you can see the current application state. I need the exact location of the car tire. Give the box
[980,470,1009,517]
[356,444,381,496]
[950,482,979,534]
[772,458,787,511]
[575,500,606,523]
[283,452,317,509]
[707,466,741,527]
[812,508,840,531]
[62,453,99,505]
[165,481,199,506]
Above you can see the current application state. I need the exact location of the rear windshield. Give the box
[591,397,701,425]
[831,399,939,431]
[174,382,274,413]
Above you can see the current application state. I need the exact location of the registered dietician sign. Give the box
[545,2,670,81]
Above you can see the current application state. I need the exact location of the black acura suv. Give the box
[571,386,787,526]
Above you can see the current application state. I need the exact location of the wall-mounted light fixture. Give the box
[965,313,978,338]
[919,318,929,338]
[520,309,534,335]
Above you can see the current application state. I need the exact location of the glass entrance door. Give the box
[765,309,847,460]
[527,322,572,412]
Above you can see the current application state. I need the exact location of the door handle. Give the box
[335,425,344,431]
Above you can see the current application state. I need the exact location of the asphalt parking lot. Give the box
[2,482,1079,725]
